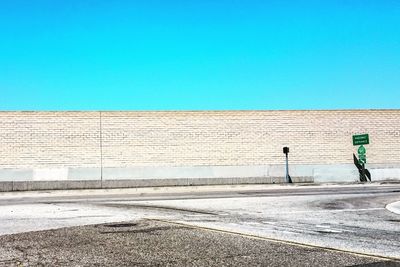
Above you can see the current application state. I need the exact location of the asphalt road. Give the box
[0,183,399,266]
[0,219,396,267]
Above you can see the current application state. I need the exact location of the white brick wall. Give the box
[101,110,400,166]
[0,112,101,168]
[0,110,399,169]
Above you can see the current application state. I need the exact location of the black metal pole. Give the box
[283,147,292,184]
[285,153,289,183]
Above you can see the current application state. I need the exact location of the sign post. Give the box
[283,147,292,183]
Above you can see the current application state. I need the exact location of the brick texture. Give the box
[0,112,101,168]
[0,110,399,168]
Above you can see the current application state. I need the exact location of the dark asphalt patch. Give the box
[0,220,398,267]
[103,222,138,228]
[387,219,400,223]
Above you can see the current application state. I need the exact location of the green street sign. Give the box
[353,134,369,146]
[358,145,366,155]
[359,154,367,164]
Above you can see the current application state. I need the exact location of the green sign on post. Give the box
[353,134,369,146]
[359,154,366,164]
[357,145,366,155]
[353,134,369,164]
[358,145,367,164]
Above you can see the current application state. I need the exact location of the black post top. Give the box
[283,147,289,154]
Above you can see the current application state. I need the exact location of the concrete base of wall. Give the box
[0,163,399,192]
[0,176,313,192]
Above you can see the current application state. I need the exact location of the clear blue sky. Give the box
[1,0,399,110]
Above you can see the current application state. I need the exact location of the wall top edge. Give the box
[0,109,399,113]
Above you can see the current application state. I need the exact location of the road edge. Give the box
[386,201,400,215]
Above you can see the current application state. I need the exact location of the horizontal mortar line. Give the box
[147,218,400,262]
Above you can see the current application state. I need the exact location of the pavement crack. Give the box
[99,226,187,234]
[100,203,219,215]
[103,223,138,228]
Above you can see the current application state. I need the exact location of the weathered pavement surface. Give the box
[0,220,395,267]
[0,183,399,266]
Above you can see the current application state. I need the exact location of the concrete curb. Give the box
[2,183,394,200]
[386,201,400,215]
